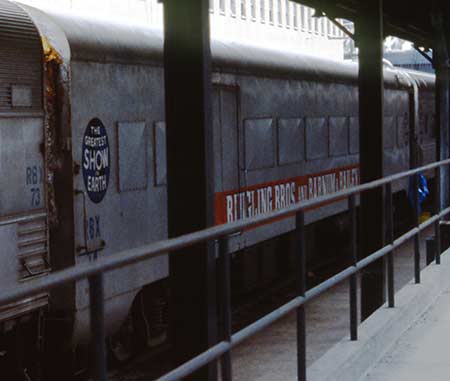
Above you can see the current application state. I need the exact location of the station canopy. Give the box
[298,0,450,48]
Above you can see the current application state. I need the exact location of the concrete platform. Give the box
[232,231,440,381]
[308,247,450,381]
[112,230,440,381]
[362,283,450,381]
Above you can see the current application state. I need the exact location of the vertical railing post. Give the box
[296,210,306,381]
[218,238,232,381]
[88,273,107,381]
[385,184,395,307]
[349,195,358,340]
[412,174,421,283]
[435,166,442,264]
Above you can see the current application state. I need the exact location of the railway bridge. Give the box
[1,0,450,380]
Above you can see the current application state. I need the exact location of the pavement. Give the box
[231,233,436,381]
[362,289,450,381]
[308,243,450,381]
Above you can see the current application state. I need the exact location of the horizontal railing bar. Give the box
[155,205,450,381]
[0,160,449,307]
[158,341,231,381]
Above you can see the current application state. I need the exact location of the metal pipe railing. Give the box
[1,158,449,308]
[1,158,450,381]
[157,205,450,381]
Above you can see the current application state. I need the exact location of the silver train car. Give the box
[0,0,436,377]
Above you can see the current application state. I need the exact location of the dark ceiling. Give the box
[295,1,450,48]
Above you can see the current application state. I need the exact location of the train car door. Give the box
[212,85,244,231]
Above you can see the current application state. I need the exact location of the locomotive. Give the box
[0,0,435,378]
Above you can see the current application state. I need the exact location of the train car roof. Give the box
[19,2,434,89]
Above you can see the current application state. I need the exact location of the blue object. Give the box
[408,174,429,212]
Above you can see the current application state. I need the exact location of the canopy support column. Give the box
[164,1,217,380]
[356,0,386,320]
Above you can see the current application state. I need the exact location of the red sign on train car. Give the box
[214,165,360,225]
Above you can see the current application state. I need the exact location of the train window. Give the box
[329,117,349,156]
[383,116,396,149]
[244,118,275,170]
[306,117,328,160]
[117,121,148,192]
[349,117,359,154]
[219,0,225,14]
[154,122,167,186]
[277,118,305,165]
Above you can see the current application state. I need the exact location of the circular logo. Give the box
[82,118,110,204]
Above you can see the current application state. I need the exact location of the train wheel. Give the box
[131,283,168,350]
[108,282,168,364]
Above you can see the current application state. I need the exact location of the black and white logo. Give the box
[82,118,110,204]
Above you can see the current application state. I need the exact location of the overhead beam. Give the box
[356,0,386,320]
[163,1,217,380]
[413,46,434,65]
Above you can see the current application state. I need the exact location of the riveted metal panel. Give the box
[277,118,304,165]
[244,118,274,170]
[349,117,359,154]
[154,121,167,186]
[0,0,42,112]
[306,117,328,160]
[329,117,349,156]
[117,121,148,192]
[384,116,396,149]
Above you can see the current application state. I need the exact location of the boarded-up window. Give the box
[118,121,148,192]
[306,117,328,160]
[278,118,305,165]
[244,118,275,170]
[329,117,349,156]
